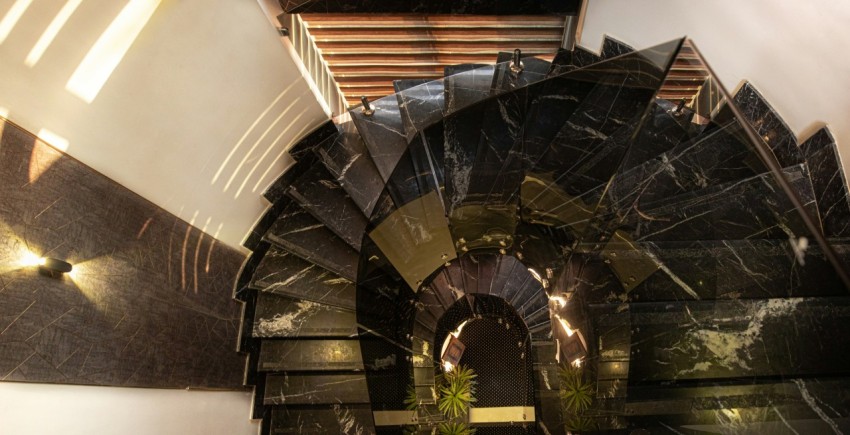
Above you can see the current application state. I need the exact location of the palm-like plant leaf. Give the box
[437,365,477,419]
[559,364,594,414]
[565,415,595,433]
[438,422,476,435]
[404,383,419,410]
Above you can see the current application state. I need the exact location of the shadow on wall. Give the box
[0,118,247,389]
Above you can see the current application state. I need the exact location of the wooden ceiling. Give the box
[299,14,708,108]
[300,14,567,107]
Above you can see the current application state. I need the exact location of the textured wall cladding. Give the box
[0,120,246,389]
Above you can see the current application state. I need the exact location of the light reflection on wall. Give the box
[0,0,33,45]
[66,0,161,103]
[24,0,83,67]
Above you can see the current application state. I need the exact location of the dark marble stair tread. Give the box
[287,120,340,161]
[258,339,364,372]
[547,46,603,76]
[610,163,818,242]
[600,36,635,59]
[801,127,850,237]
[250,246,356,311]
[730,82,804,168]
[263,157,317,204]
[286,162,368,250]
[626,297,850,382]
[314,121,385,217]
[396,79,445,140]
[582,237,850,304]
[265,199,358,280]
[269,405,375,435]
[444,63,495,112]
[264,373,369,405]
[350,94,408,182]
[253,293,358,338]
[492,51,553,91]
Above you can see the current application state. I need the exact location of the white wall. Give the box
[0,382,259,435]
[0,0,329,249]
[581,0,850,179]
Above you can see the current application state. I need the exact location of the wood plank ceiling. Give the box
[299,14,709,108]
[300,14,566,107]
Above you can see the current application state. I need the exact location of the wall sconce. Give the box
[38,257,73,278]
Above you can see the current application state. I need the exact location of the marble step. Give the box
[257,339,364,372]
[625,297,850,382]
[252,293,358,338]
[263,372,370,405]
[250,245,356,311]
[350,91,409,182]
[285,162,368,250]
[395,78,444,140]
[602,164,818,243]
[269,405,375,435]
[547,46,602,76]
[522,40,682,190]
[287,120,341,161]
[493,50,553,91]
[801,126,850,238]
[728,82,805,168]
[265,197,358,281]
[582,238,850,304]
[314,120,385,217]
[599,36,635,59]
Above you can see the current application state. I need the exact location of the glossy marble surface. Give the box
[802,127,850,237]
[0,120,246,389]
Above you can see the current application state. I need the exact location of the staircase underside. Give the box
[234,32,850,435]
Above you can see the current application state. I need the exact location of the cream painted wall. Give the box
[581,0,850,181]
[0,383,259,435]
[0,0,329,250]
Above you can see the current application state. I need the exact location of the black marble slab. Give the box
[600,36,635,59]
[801,127,850,237]
[264,372,369,405]
[281,0,580,14]
[0,120,246,389]
[444,64,496,114]
[315,121,385,217]
[254,293,358,338]
[266,198,358,280]
[547,46,603,76]
[628,297,850,382]
[263,154,318,204]
[350,95,409,182]
[270,405,375,434]
[250,245,355,311]
[286,162,368,250]
[287,120,339,161]
[258,339,363,371]
[731,82,804,168]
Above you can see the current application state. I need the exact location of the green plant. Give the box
[565,415,596,433]
[437,365,478,419]
[559,364,593,415]
[404,383,419,411]
[438,422,476,435]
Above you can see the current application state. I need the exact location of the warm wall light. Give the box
[556,315,576,337]
[66,0,161,103]
[24,0,83,67]
[19,251,46,267]
[36,128,70,151]
[0,0,33,45]
[39,257,73,278]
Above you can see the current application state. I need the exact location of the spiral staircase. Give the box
[232,32,850,434]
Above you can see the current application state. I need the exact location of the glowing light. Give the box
[66,0,161,103]
[549,295,568,308]
[0,0,33,45]
[442,361,454,372]
[0,106,8,118]
[36,128,69,152]
[24,0,82,67]
[556,316,575,337]
[19,251,46,267]
[571,358,582,368]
